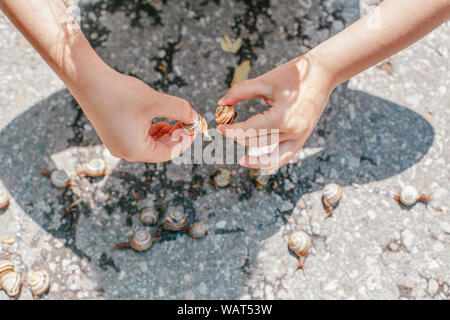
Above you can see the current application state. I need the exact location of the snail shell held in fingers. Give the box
[140,207,159,226]
[322,183,342,216]
[394,185,430,206]
[187,222,207,239]
[1,271,22,297]
[215,105,237,125]
[84,158,106,177]
[210,168,231,189]
[180,114,208,136]
[288,231,311,269]
[130,229,153,252]
[163,211,187,231]
[50,170,70,188]
[28,270,50,297]
[0,190,10,210]
[0,260,14,279]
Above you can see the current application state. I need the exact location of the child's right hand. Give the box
[75,68,197,163]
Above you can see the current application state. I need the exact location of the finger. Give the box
[234,132,288,147]
[148,121,174,139]
[239,140,299,170]
[141,129,193,163]
[151,94,198,124]
[218,77,273,106]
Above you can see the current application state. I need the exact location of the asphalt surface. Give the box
[0,0,449,299]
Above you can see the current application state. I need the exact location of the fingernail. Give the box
[217,98,225,105]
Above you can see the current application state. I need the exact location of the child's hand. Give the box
[217,55,335,171]
[77,69,197,163]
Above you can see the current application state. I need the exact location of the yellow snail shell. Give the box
[210,168,232,189]
[130,229,153,252]
[215,105,237,125]
[288,231,311,269]
[0,260,14,279]
[255,173,270,190]
[50,170,70,188]
[28,270,50,297]
[1,271,21,297]
[322,183,343,207]
[180,114,208,135]
[0,190,10,210]
[140,207,159,226]
[85,158,106,177]
[163,211,187,231]
[187,222,207,239]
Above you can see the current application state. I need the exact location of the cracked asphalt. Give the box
[0,0,449,300]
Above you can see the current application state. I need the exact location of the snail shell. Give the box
[187,222,207,239]
[28,270,50,297]
[50,170,70,188]
[130,229,153,252]
[255,173,270,190]
[1,271,21,297]
[288,231,311,257]
[210,168,231,189]
[248,168,261,180]
[85,158,106,177]
[140,207,159,226]
[0,260,14,279]
[0,190,10,210]
[180,114,208,135]
[396,185,420,206]
[322,183,343,207]
[163,211,187,231]
[215,105,237,125]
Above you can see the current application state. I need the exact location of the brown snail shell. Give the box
[210,168,232,189]
[163,211,187,231]
[140,207,159,226]
[130,229,153,252]
[394,185,430,206]
[84,158,106,177]
[187,222,207,239]
[248,168,261,180]
[0,260,14,279]
[288,231,311,269]
[28,270,50,297]
[50,170,70,188]
[215,105,237,125]
[1,271,22,297]
[0,190,10,210]
[322,183,343,216]
[180,114,208,136]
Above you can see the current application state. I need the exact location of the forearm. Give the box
[0,0,110,98]
[309,0,450,86]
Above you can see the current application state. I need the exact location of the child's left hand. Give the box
[217,54,336,171]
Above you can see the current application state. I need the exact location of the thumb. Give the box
[218,77,273,106]
[151,94,198,124]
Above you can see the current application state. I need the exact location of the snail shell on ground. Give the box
[180,114,208,135]
[210,168,231,189]
[215,105,237,125]
[140,207,159,226]
[50,170,70,188]
[288,231,311,257]
[188,222,207,239]
[255,173,270,190]
[163,211,187,231]
[28,270,50,296]
[248,168,260,180]
[0,190,10,210]
[0,260,14,279]
[396,185,420,206]
[85,158,106,177]
[1,271,21,297]
[322,183,343,207]
[130,229,153,252]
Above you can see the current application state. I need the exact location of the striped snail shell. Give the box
[28,270,50,297]
[215,105,237,125]
[163,211,187,231]
[140,207,159,226]
[180,114,208,135]
[130,229,153,252]
[0,190,10,210]
[210,168,231,189]
[187,222,207,239]
[288,231,311,269]
[0,260,14,279]
[50,170,70,188]
[1,271,22,297]
[322,183,343,207]
[85,158,106,177]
